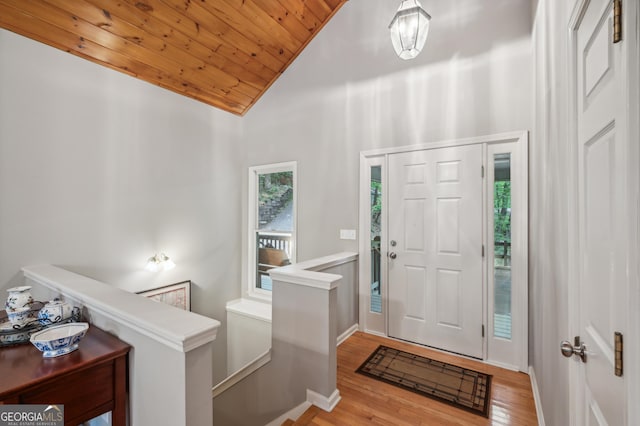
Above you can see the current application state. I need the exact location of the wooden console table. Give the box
[0,325,130,426]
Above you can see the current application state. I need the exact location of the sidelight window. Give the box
[493,153,512,339]
[370,166,382,313]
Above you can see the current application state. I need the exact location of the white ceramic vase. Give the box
[5,286,33,311]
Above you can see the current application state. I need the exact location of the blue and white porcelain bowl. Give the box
[0,319,31,344]
[30,322,89,358]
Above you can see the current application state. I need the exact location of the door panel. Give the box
[437,198,461,253]
[388,145,483,358]
[405,266,426,320]
[405,199,425,251]
[436,269,461,328]
[574,0,626,423]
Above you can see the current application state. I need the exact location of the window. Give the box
[485,136,528,372]
[492,153,512,339]
[370,165,382,313]
[359,155,386,335]
[248,162,296,299]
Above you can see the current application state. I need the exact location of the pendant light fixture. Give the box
[389,0,431,60]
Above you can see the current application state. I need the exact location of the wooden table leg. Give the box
[112,356,128,426]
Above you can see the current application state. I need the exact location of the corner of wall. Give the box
[528,366,546,426]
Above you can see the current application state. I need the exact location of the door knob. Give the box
[389,252,397,259]
[560,341,575,357]
[560,336,587,362]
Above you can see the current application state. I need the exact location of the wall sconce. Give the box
[389,0,431,60]
[145,253,176,272]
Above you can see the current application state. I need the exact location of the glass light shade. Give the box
[389,0,431,60]
[163,258,176,271]
[145,258,159,272]
[145,253,175,272]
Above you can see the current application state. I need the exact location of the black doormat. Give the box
[356,345,492,418]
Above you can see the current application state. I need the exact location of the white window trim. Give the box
[485,140,528,372]
[247,161,297,302]
[358,155,387,336]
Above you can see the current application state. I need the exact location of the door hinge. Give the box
[482,245,485,257]
[482,325,485,337]
[615,331,623,376]
[613,0,622,43]
[481,165,485,178]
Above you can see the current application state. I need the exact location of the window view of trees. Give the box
[370,168,382,313]
[259,172,293,201]
[371,179,382,236]
[258,171,293,232]
[256,170,294,291]
[494,180,511,266]
[493,154,512,339]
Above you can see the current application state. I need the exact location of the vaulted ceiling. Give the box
[0,0,348,115]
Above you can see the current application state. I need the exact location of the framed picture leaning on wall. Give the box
[138,280,191,311]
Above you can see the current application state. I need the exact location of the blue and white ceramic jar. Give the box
[7,306,31,327]
[38,299,74,324]
[5,286,33,310]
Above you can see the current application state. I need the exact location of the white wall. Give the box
[0,29,243,384]
[0,0,540,409]
[529,1,640,424]
[242,0,533,264]
[529,1,574,424]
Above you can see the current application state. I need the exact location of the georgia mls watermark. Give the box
[0,405,64,426]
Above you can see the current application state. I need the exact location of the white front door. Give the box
[571,0,629,423]
[388,145,483,358]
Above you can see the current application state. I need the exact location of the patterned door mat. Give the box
[356,345,492,417]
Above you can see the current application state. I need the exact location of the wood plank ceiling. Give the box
[0,0,347,115]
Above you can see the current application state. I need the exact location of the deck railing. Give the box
[495,240,511,266]
[256,232,292,289]
[258,233,291,252]
[371,247,381,291]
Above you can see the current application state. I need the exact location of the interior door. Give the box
[388,145,483,358]
[572,0,627,423]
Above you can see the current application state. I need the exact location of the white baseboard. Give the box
[363,328,387,338]
[529,366,546,426]
[264,388,341,425]
[306,388,341,412]
[485,358,520,372]
[265,401,312,426]
[337,323,359,346]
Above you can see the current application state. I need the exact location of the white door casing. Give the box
[387,144,484,358]
[358,132,528,369]
[569,0,631,424]
[485,141,528,372]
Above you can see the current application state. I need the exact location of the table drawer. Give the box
[20,362,114,422]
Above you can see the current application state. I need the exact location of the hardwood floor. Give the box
[289,332,538,425]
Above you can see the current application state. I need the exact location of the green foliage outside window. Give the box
[371,181,382,220]
[259,172,293,203]
[494,181,511,262]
